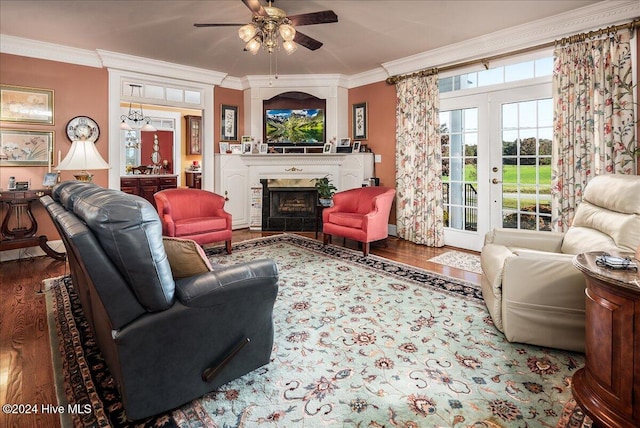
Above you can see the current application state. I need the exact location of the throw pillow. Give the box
[163,237,213,279]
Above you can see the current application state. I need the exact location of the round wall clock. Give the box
[66,116,100,143]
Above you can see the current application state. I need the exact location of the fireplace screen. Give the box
[261,179,318,231]
[270,190,316,217]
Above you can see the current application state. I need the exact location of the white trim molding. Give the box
[0,34,102,68]
[1,1,638,87]
[381,0,640,78]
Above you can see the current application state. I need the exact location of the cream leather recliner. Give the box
[481,174,640,352]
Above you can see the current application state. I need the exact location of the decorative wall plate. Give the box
[66,116,100,142]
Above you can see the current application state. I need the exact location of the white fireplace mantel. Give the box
[215,153,374,229]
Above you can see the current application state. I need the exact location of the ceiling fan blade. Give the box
[194,23,245,27]
[242,0,267,16]
[288,10,338,26]
[294,31,323,51]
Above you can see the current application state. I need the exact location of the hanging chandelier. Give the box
[237,3,297,55]
[120,84,156,132]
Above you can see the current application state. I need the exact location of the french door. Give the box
[488,84,552,233]
[440,83,551,251]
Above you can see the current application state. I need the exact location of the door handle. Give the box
[492,178,502,184]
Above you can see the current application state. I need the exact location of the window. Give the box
[438,56,553,93]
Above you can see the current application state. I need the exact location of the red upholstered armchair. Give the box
[322,186,396,256]
[154,188,232,252]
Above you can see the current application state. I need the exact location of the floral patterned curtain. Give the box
[551,31,636,232]
[395,74,444,246]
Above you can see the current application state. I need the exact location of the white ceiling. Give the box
[0,0,619,78]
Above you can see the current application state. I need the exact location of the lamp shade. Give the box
[57,139,110,171]
[279,23,296,41]
[283,40,297,54]
[246,38,261,55]
[238,24,258,42]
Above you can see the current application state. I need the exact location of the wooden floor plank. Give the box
[0,231,479,427]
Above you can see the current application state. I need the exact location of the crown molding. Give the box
[0,34,102,68]
[220,76,245,91]
[97,50,227,86]
[2,1,638,88]
[241,74,349,90]
[381,0,640,77]
[346,68,389,89]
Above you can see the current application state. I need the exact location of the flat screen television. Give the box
[265,109,325,144]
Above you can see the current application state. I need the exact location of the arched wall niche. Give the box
[244,82,349,144]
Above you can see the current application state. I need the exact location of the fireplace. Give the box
[261,179,318,231]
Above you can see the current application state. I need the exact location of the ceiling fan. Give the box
[194,0,338,54]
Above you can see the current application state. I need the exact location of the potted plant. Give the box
[315,175,337,206]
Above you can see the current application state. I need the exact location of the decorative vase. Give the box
[319,198,333,207]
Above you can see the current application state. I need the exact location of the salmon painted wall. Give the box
[214,87,244,153]
[348,81,397,223]
[0,53,109,242]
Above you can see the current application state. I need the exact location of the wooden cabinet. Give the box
[185,172,201,189]
[185,115,202,155]
[120,176,177,207]
[572,252,640,428]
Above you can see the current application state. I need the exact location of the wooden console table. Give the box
[572,252,640,428]
[0,189,66,261]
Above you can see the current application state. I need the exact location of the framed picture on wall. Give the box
[0,85,54,125]
[221,105,238,141]
[0,129,54,166]
[352,102,367,140]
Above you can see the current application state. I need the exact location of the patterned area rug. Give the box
[46,233,585,427]
[556,399,593,428]
[428,250,482,274]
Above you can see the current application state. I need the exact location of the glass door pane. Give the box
[498,98,552,231]
[440,108,479,232]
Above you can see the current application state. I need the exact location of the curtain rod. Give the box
[385,18,639,85]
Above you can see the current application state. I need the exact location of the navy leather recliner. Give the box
[41,181,279,420]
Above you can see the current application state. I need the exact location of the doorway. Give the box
[440,82,552,251]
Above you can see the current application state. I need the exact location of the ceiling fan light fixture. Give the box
[238,23,257,42]
[283,40,297,55]
[246,38,261,55]
[279,23,296,41]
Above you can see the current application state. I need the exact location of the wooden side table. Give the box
[572,252,640,428]
[0,189,66,261]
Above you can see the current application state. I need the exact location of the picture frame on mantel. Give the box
[352,102,367,140]
[0,84,55,125]
[221,105,238,141]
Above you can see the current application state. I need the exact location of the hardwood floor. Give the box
[0,231,480,428]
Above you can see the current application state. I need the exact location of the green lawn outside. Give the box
[443,165,551,194]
